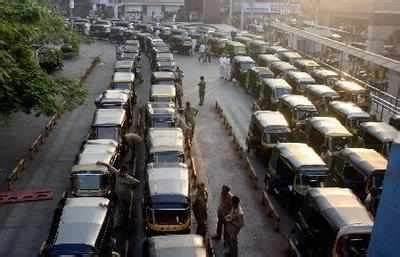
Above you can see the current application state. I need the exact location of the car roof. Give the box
[100,89,130,103]
[286,71,316,83]
[148,234,206,257]
[147,102,176,115]
[280,94,317,109]
[149,128,184,153]
[335,80,367,93]
[262,78,293,90]
[254,111,289,128]
[54,197,110,247]
[115,60,134,69]
[270,61,297,71]
[329,101,370,119]
[277,143,327,169]
[113,72,135,82]
[360,122,399,142]
[309,117,353,137]
[77,139,118,165]
[250,39,268,46]
[341,148,388,174]
[309,188,373,231]
[147,163,189,197]
[305,84,339,97]
[93,109,126,126]
[151,84,176,96]
[152,71,176,80]
[233,55,255,63]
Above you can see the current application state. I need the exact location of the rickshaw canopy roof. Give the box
[276,143,327,169]
[147,163,189,198]
[309,117,353,137]
[267,46,288,53]
[329,101,370,119]
[280,94,317,109]
[309,188,373,231]
[93,109,126,126]
[250,40,268,46]
[149,128,184,153]
[341,148,387,175]
[226,40,245,47]
[335,80,367,93]
[148,234,207,257]
[151,84,176,97]
[100,89,130,104]
[232,55,255,63]
[250,66,274,76]
[305,84,339,98]
[115,60,134,69]
[294,59,320,68]
[152,71,176,80]
[360,122,399,142]
[254,111,289,128]
[270,61,297,72]
[280,51,302,59]
[286,71,316,84]
[311,69,339,79]
[54,197,110,247]
[78,139,118,165]
[257,54,281,63]
[113,72,135,83]
[262,78,292,90]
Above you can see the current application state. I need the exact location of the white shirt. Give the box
[219,57,224,65]
[199,44,206,53]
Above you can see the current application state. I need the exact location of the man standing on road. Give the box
[193,182,208,237]
[198,76,206,105]
[184,101,199,138]
[175,79,184,109]
[225,196,244,257]
[219,55,225,78]
[199,43,206,63]
[123,133,143,171]
[212,185,233,241]
[96,161,140,227]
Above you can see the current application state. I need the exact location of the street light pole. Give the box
[228,0,233,25]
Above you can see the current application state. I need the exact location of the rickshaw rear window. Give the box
[342,234,370,256]
[152,152,184,163]
[264,132,289,144]
[149,209,190,225]
[330,137,351,152]
[96,127,120,141]
[74,174,107,190]
[296,110,318,121]
[274,88,291,98]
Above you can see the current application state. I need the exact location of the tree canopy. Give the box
[0,0,86,120]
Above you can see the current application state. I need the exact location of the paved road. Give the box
[0,42,111,187]
[177,54,288,257]
[0,41,116,257]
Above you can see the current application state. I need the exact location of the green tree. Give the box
[0,0,86,120]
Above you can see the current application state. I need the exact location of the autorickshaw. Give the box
[147,128,185,164]
[306,117,353,162]
[257,54,281,68]
[329,148,387,214]
[70,139,119,197]
[145,102,176,130]
[95,89,134,123]
[42,197,117,257]
[289,187,373,257]
[245,33,264,41]
[246,111,291,161]
[277,51,303,64]
[310,69,339,85]
[358,122,399,157]
[328,101,371,136]
[143,235,207,257]
[270,61,298,78]
[332,80,370,111]
[151,45,171,62]
[151,71,176,85]
[284,71,316,94]
[208,37,228,57]
[248,40,269,59]
[111,72,135,91]
[265,143,329,211]
[278,95,319,140]
[144,163,191,234]
[169,35,193,55]
[258,78,293,110]
[293,59,320,73]
[389,114,400,130]
[231,56,256,87]
[114,60,134,73]
[159,27,172,41]
[224,40,247,58]
[235,36,252,49]
[265,45,289,55]
[304,84,341,115]
[90,109,129,145]
[118,44,139,61]
[247,66,274,97]
[150,84,176,104]
[152,53,176,72]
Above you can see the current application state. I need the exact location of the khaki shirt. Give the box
[176,82,183,96]
[115,174,140,202]
[184,107,198,127]
[198,80,206,92]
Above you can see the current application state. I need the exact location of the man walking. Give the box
[212,185,233,241]
[219,55,225,79]
[192,182,208,237]
[198,76,206,105]
[123,133,143,171]
[225,196,244,257]
[184,101,199,138]
[175,79,184,109]
[199,43,206,63]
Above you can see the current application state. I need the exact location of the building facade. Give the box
[123,0,184,20]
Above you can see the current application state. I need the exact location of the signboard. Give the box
[241,2,300,14]
[69,0,74,9]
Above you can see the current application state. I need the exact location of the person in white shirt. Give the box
[224,57,231,80]
[198,44,206,63]
[219,55,225,78]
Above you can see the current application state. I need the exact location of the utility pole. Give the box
[69,0,74,17]
[228,0,233,25]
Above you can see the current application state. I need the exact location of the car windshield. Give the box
[263,132,289,144]
[330,137,351,152]
[74,174,107,190]
[274,88,291,98]
[95,127,120,141]
[296,110,318,121]
[112,82,131,90]
[240,62,255,72]
[151,151,184,163]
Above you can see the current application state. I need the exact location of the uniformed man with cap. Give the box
[184,101,199,138]
[193,182,208,237]
[225,196,244,257]
[212,185,233,240]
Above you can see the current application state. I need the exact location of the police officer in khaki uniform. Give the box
[175,79,184,109]
[123,133,143,171]
[198,76,206,105]
[212,185,233,240]
[192,182,208,237]
[225,196,244,257]
[184,101,199,137]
